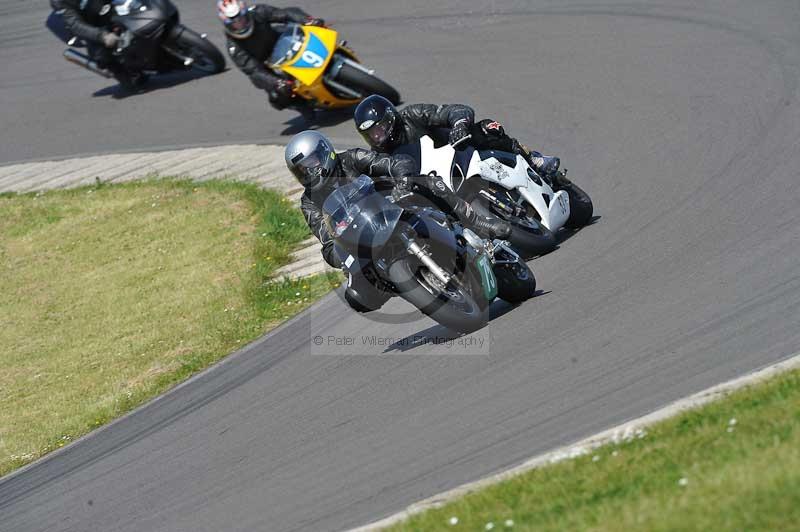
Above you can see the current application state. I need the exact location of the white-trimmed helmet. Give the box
[217,0,253,39]
[285,131,338,192]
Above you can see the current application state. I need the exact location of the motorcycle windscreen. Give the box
[268,25,305,67]
[322,175,402,254]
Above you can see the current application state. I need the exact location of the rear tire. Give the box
[471,198,557,257]
[387,259,488,333]
[335,62,401,104]
[169,26,225,74]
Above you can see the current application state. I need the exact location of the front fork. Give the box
[478,189,526,219]
[324,53,375,99]
[399,233,452,286]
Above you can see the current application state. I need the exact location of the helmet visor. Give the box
[226,12,251,35]
[292,141,334,188]
[362,111,396,148]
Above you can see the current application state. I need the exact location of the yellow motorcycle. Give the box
[267,24,400,110]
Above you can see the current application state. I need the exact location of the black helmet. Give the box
[284,131,338,193]
[354,95,403,151]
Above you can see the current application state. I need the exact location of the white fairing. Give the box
[417,135,570,231]
[418,137,457,190]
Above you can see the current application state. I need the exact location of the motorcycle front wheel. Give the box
[493,261,536,303]
[387,258,488,333]
[335,62,401,104]
[471,197,557,258]
[561,180,594,228]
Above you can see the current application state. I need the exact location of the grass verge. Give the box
[390,368,800,531]
[0,179,340,477]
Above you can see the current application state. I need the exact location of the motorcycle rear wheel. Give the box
[388,259,488,333]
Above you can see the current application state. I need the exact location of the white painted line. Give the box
[349,351,800,531]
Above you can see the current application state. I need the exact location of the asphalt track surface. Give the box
[2,1,800,530]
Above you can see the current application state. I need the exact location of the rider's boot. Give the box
[516,142,561,180]
[529,154,561,179]
[453,201,512,240]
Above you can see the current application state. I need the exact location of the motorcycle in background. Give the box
[48,0,225,88]
[267,23,400,110]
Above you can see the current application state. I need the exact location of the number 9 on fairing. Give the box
[302,50,324,67]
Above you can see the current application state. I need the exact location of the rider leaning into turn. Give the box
[353,95,565,183]
[50,0,144,88]
[217,0,325,111]
[284,130,511,276]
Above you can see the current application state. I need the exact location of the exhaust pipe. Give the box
[63,49,114,79]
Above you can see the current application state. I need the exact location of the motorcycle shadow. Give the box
[554,215,602,247]
[92,68,226,100]
[280,107,356,135]
[381,290,550,354]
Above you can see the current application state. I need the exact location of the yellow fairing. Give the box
[273,26,361,109]
[281,26,337,85]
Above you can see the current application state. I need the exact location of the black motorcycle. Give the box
[323,175,537,333]
[50,0,225,86]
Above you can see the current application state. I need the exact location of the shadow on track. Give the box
[381,290,550,354]
[280,107,355,136]
[92,69,227,100]
[553,215,602,248]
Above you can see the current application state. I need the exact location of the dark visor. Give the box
[227,13,250,33]
[363,112,395,147]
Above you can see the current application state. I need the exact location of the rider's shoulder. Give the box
[249,4,271,19]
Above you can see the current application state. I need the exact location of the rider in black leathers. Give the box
[217,0,324,110]
[49,0,141,86]
[288,133,511,270]
[285,131,511,312]
[354,96,563,179]
[299,147,414,269]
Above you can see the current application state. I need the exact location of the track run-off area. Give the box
[1,1,800,530]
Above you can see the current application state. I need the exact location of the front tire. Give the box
[335,62,401,104]
[562,181,593,228]
[471,198,557,258]
[169,26,225,74]
[387,259,488,333]
[494,261,536,303]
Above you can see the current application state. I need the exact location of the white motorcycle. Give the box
[397,135,593,257]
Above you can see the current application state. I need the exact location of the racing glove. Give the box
[448,118,472,147]
[425,174,451,198]
[101,31,120,49]
[305,17,326,27]
[250,70,274,90]
[268,79,296,110]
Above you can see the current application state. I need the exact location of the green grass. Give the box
[0,179,340,477]
[392,369,800,532]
